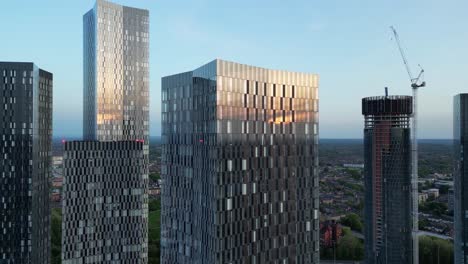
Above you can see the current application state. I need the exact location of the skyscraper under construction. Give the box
[362,95,413,264]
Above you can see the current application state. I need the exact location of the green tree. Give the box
[148,199,161,264]
[346,168,362,180]
[336,233,364,260]
[51,208,62,264]
[149,198,161,212]
[419,219,429,230]
[420,201,448,216]
[340,213,363,232]
[419,166,431,177]
[320,227,364,261]
[150,172,160,182]
[419,236,453,264]
[439,185,450,194]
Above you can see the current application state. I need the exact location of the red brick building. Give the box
[320,220,343,248]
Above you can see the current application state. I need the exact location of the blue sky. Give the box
[0,0,467,138]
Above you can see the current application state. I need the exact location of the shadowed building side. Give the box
[0,62,53,264]
[62,141,146,263]
[454,94,468,264]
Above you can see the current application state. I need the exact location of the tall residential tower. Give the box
[0,62,53,264]
[83,0,149,144]
[161,59,320,263]
[61,1,149,263]
[454,93,468,264]
[362,95,413,264]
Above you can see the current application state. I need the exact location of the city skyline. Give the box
[0,1,463,263]
[0,0,467,139]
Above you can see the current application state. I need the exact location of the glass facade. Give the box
[161,59,320,263]
[0,62,53,264]
[454,94,468,264]
[83,0,150,146]
[362,96,413,264]
[62,1,150,263]
[62,141,146,264]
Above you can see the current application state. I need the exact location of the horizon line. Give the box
[52,136,454,140]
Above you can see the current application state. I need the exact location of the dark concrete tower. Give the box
[0,62,53,264]
[362,95,413,264]
[454,94,468,264]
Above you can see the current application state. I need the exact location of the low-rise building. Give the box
[52,156,63,167]
[52,177,63,188]
[424,188,440,199]
[322,195,335,205]
[419,192,429,203]
[320,220,343,248]
[51,193,61,203]
[149,187,161,196]
[434,180,453,189]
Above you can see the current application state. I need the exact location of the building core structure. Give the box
[0,62,53,264]
[362,95,413,264]
[161,59,320,263]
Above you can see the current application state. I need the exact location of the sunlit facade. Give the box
[161,59,320,263]
[362,96,413,264]
[0,62,53,264]
[454,94,468,264]
[83,0,149,145]
[61,1,149,263]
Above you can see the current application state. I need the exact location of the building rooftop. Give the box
[362,95,413,115]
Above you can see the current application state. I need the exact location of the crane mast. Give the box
[390,26,425,264]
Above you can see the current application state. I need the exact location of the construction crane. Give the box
[390,26,425,264]
[391,26,426,88]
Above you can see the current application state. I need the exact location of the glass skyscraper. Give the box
[362,95,413,264]
[83,0,149,144]
[161,59,320,263]
[61,1,149,263]
[454,93,468,264]
[0,62,53,264]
